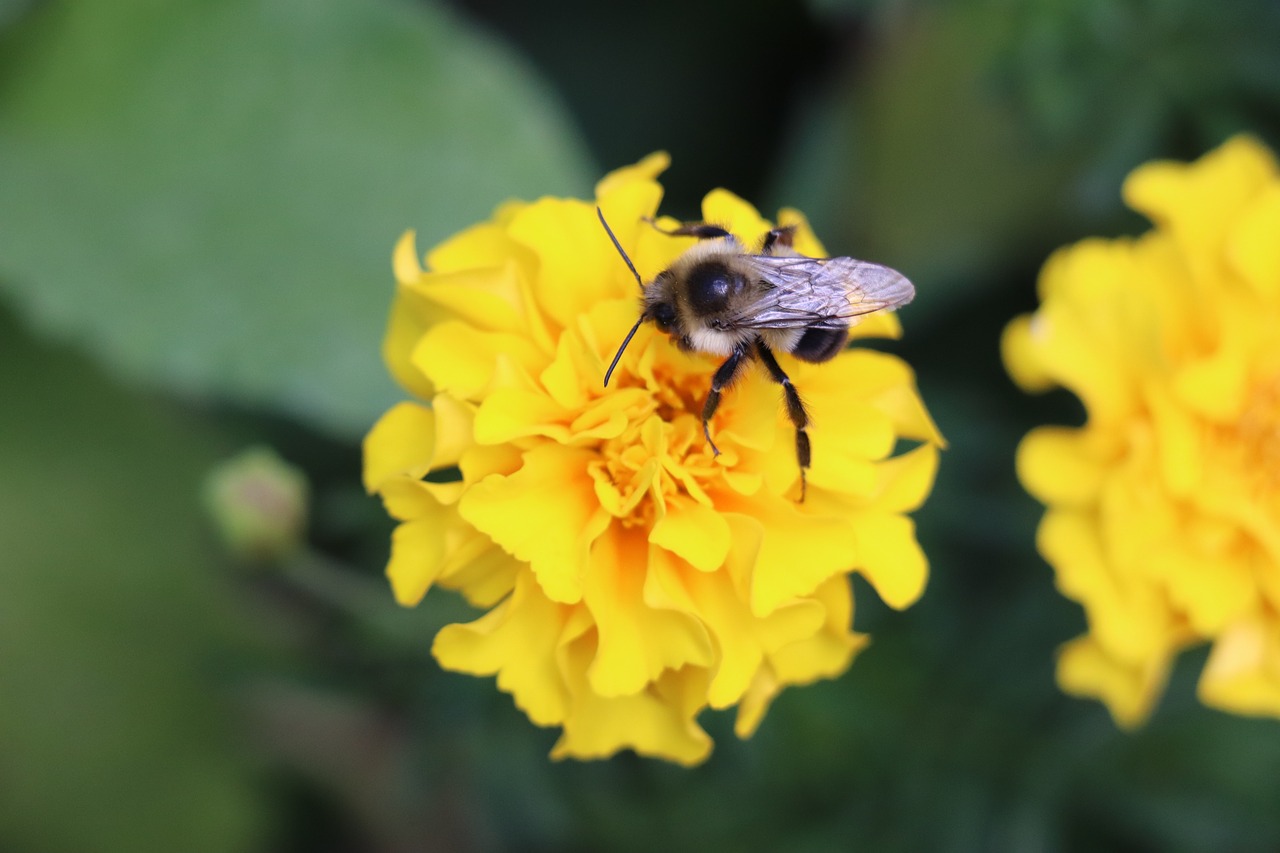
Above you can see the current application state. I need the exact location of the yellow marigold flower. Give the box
[1004,135,1280,726]
[364,154,943,764]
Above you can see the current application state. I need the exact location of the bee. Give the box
[597,208,915,501]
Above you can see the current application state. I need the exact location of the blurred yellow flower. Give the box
[1004,135,1280,726]
[364,154,942,764]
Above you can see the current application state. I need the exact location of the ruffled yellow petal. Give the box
[701,189,772,244]
[721,496,857,616]
[581,527,713,697]
[1124,135,1277,270]
[386,517,446,607]
[1199,616,1280,717]
[862,443,941,514]
[425,218,533,275]
[850,512,928,610]
[413,321,545,400]
[433,571,572,725]
[408,263,528,334]
[1228,184,1280,300]
[552,638,712,765]
[1039,510,1172,665]
[383,233,439,401]
[1001,313,1056,393]
[1016,427,1106,507]
[508,198,638,329]
[1057,635,1171,728]
[363,401,437,493]
[595,151,670,199]
[648,495,732,572]
[459,445,609,604]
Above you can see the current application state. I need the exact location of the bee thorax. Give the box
[688,326,744,357]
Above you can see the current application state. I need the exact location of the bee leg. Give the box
[761,225,797,255]
[702,344,750,456]
[754,340,810,502]
[643,217,733,241]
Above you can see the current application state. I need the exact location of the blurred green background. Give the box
[4,0,1280,850]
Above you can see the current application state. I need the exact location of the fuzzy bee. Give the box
[597,208,914,501]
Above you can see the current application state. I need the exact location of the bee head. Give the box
[649,300,677,334]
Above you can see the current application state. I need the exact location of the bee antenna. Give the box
[596,206,643,289]
[603,314,645,387]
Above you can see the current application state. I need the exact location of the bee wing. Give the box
[727,255,915,330]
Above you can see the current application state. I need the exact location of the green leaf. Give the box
[0,307,265,853]
[0,0,594,437]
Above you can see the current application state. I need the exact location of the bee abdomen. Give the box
[791,327,849,363]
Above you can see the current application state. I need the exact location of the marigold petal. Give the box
[1032,289,1138,426]
[581,528,713,697]
[649,497,732,572]
[473,387,572,445]
[1172,344,1250,423]
[425,219,533,275]
[594,151,670,198]
[1156,544,1256,636]
[410,263,527,334]
[552,638,712,765]
[648,516,817,709]
[1229,184,1280,299]
[735,667,781,739]
[432,571,572,725]
[363,401,436,493]
[509,198,633,329]
[865,443,941,513]
[717,498,856,617]
[734,575,867,738]
[1001,313,1056,393]
[378,476,455,520]
[824,351,944,447]
[702,189,772,245]
[767,613,866,692]
[458,445,608,604]
[438,540,521,608]
[413,321,545,400]
[1124,134,1277,264]
[429,393,475,469]
[1199,617,1280,717]
[1145,385,1204,498]
[850,310,903,342]
[1057,635,1171,728]
[383,280,438,402]
[1016,427,1106,507]
[386,517,446,606]
[850,512,928,610]
[393,230,424,282]
[1039,510,1172,664]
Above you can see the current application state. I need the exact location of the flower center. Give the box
[593,362,721,528]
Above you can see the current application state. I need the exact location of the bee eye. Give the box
[651,303,676,332]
